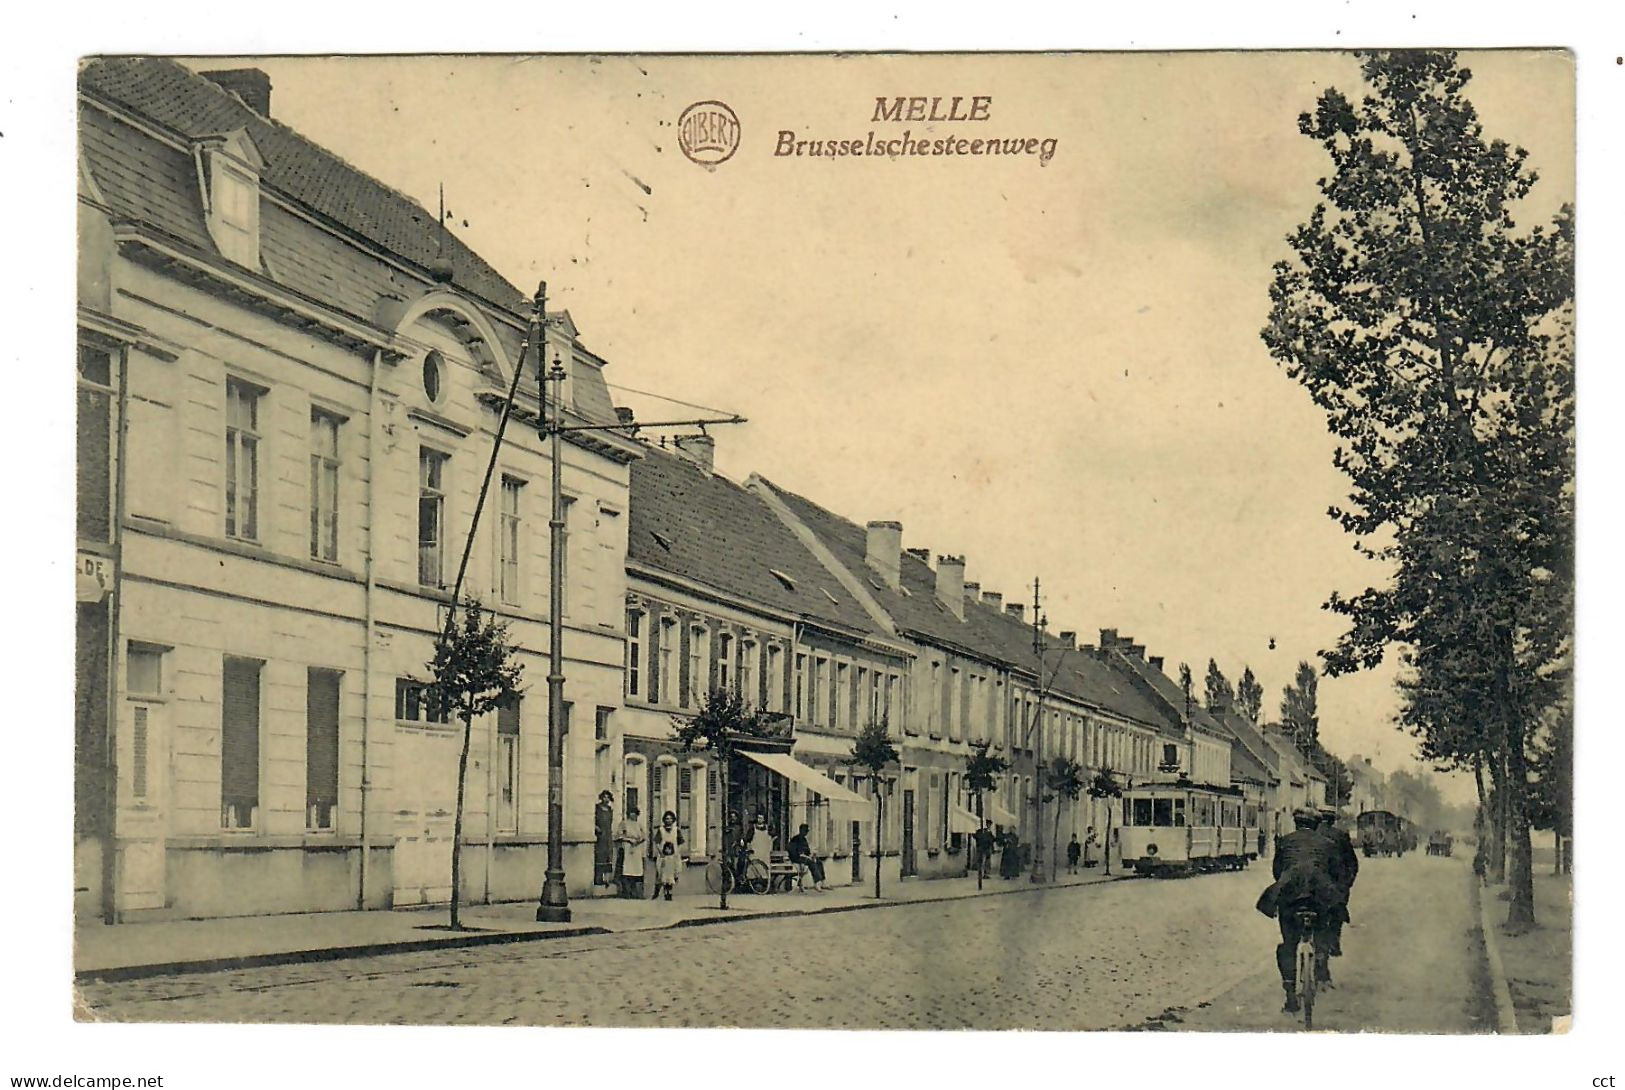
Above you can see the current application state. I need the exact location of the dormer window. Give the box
[198,128,264,271]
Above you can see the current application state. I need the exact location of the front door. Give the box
[901,789,916,877]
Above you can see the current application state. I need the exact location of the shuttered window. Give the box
[131,706,149,800]
[498,697,520,833]
[678,764,694,856]
[305,668,341,830]
[221,656,262,829]
[77,344,114,543]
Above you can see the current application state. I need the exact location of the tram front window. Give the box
[1131,798,1153,826]
[1152,798,1173,827]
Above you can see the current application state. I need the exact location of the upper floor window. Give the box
[626,610,643,697]
[77,344,114,543]
[202,132,264,270]
[498,476,523,603]
[418,448,448,587]
[657,617,677,705]
[225,378,262,541]
[740,640,758,707]
[717,634,733,695]
[309,409,341,562]
[687,625,708,708]
[422,350,446,406]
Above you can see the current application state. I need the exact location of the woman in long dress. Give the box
[615,805,647,898]
[652,810,683,901]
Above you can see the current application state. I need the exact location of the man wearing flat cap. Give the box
[1316,806,1359,957]
[1258,808,1343,1013]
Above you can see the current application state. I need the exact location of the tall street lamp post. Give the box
[536,282,572,923]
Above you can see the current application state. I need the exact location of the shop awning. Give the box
[985,799,1019,827]
[949,804,982,834]
[741,750,869,811]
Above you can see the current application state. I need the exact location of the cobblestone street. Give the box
[76,859,1487,1031]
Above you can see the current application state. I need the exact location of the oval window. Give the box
[422,351,444,404]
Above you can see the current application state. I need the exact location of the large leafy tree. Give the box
[427,598,524,931]
[1279,660,1320,757]
[1204,659,1235,714]
[1236,666,1265,724]
[1264,50,1573,927]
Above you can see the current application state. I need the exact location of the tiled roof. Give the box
[79,57,528,317]
[752,476,1172,732]
[754,477,976,650]
[629,449,879,635]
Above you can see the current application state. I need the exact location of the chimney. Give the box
[964,581,981,600]
[672,433,715,474]
[1059,630,1077,649]
[1099,628,1119,648]
[1149,655,1165,673]
[982,590,1003,610]
[1127,643,1145,660]
[905,547,931,564]
[1006,603,1025,621]
[935,555,965,619]
[615,406,636,425]
[865,521,903,590]
[201,68,273,117]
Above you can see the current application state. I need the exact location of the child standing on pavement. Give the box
[652,810,683,901]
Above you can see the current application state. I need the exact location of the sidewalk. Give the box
[76,865,1125,981]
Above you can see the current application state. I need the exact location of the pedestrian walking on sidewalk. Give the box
[1066,834,1082,874]
[652,810,683,901]
[1000,831,1022,879]
[1083,826,1100,868]
[594,790,616,888]
[615,805,647,898]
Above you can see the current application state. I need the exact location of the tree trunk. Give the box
[976,791,985,890]
[718,758,729,911]
[1504,715,1537,928]
[1052,798,1063,880]
[450,710,473,931]
[1104,802,1112,876]
[874,791,883,900]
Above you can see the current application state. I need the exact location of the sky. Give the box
[186,50,1574,799]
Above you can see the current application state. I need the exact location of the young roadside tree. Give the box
[1264,50,1574,927]
[1204,659,1235,714]
[427,598,524,931]
[964,741,1010,888]
[1087,768,1124,876]
[1177,663,1195,726]
[672,688,777,910]
[850,717,900,900]
[1045,757,1087,880]
[1280,661,1320,757]
[1237,667,1265,724]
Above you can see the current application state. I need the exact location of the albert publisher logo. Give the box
[678,101,741,166]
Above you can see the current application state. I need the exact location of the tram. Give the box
[1356,809,1417,857]
[1115,781,1261,876]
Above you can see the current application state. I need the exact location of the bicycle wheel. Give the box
[704,858,732,894]
[744,859,771,895]
[1296,941,1317,1029]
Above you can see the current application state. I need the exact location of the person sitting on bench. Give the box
[789,823,829,891]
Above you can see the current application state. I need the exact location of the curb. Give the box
[1475,877,1520,1034]
[77,872,1137,984]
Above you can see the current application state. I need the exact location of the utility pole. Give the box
[1029,578,1051,884]
[536,282,573,923]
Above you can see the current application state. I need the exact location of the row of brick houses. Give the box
[76,57,1288,922]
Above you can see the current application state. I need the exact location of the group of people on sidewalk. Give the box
[1255,805,1360,1014]
[593,793,833,900]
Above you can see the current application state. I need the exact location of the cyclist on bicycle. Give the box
[1260,808,1343,1013]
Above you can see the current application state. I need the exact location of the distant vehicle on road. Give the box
[1357,810,1417,857]
[1426,830,1453,856]
[1115,781,1260,876]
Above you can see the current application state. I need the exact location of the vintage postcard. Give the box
[70,49,1573,1042]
